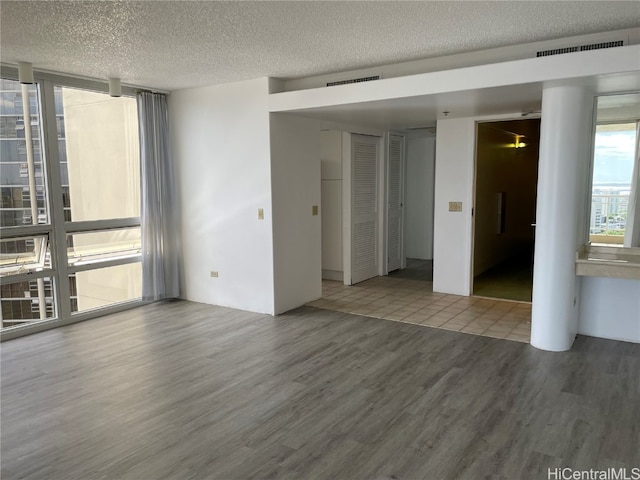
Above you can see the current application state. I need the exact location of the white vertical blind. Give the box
[623,121,640,247]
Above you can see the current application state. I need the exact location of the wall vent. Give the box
[327,75,380,87]
[536,40,624,57]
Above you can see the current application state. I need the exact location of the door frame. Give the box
[385,132,406,273]
[470,115,542,299]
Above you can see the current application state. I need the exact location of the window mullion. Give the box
[0,224,53,238]
[65,217,141,233]
[39,79,71,321]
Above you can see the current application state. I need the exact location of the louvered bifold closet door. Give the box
[387,135,404,272]
[351,134,380,284]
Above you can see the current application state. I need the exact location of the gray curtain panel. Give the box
[137,91,180,300]
[624,122,640,248]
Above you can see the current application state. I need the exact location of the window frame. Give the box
[589,121,637,242]
[0,68,145,339]
[585,92,640,248]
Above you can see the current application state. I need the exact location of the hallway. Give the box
[473,251,534,302]
[308,270,531,343]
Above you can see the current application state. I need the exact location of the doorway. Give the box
[398,129,437,282]
[319,130,383,285]
[472,119,540,302]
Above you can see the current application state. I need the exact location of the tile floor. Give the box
[307,276,532,343]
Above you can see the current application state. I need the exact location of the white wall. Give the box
[579,277,640,343]
[270,113,322,313]
[433,118,475,296]
[169,78,275,314]
[167,45,639,345]
[405,132,436,260]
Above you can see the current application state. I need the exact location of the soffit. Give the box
[1,1,639,91]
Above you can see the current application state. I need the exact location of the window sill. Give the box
[576,245,640,280]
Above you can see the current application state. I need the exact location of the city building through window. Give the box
[0,77,142,330]
[590,93,640,247]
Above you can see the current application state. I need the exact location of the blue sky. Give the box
[593,128,637,185]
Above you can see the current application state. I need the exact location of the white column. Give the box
[531,82,594,352]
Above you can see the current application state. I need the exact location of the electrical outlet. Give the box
[210,271,219,278]
[312,205,318,216]
[258,208,264,220]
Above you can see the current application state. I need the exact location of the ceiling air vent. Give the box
[536,40,624,57]
[327,75,380,87]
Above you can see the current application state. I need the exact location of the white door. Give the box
[387,134,404,272]
[351,134,380,284]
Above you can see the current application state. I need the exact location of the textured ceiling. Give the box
[1,1,639,91]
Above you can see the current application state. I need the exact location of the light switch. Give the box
[449,202,463,212]
[258,208,264,220]
[312,205,319,216]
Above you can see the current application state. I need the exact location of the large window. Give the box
[0,76,142,332]
[589,94,640,246]
[57,86,140,222]
[0,81,48,228]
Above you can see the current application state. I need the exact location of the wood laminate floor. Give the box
[2,300,639,480]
